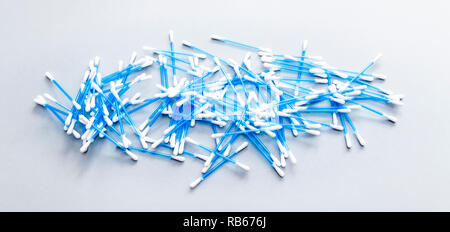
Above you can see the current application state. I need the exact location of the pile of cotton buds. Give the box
[34,31,404,188]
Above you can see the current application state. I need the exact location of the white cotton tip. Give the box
[354,85,368,90]
[72,130,81,139]
[309,68,325,74]
[163,125,176,135]
[185,137,199,145]
[333,92,347,100]
[88,60,95,71]
[43,93,56,102]
[223,146,232,157]
[347,90,362,96]
[260,56,274,63]
[288,151,297,164]
[305,129,320,136]
[263,63,278,69]
[331,97,345,105]
[188,56,195,70]
[84,99,91,112]
[379,88,394,95]
[389,100,404,106]
[45,72,55,81]
[210,34,225,41]
[355,131,366,146]
[92,83,103,93]
[104,115,113,126]
[276,140,287,154]
[121,135,131,148]
[193,53,206,59]
[211,133,224,139]
[168,30,174,42]
[98,129,106,138]
[359,75,374,82]
[264,129,276,138]
[295,100,308,106]
[331,124,344,131]
[171,155,185,162]
[270,154,282,167]
[93,56,100,66]
[345,133,352,149]
[142,46,155,54]
[90,96,96,109]
[372,73,387,80]
[64,113,73,126]
[151,137,164,148]
[175,97,188,107]
[129,51,137,64]
[143,136,155,143]
[178,139,185,154]
[312,88,327,95]
[173,141,179,155]
[384,114,397,123]
[304,122,322,129]
[305,94,318,100]
[292,128,299,137]
[391,94,405,100]
[140,57,155,68]
[101,104,109,116]
[72,100,81,110]
[112,115,119,123]
[334,71,349,79]
[182,40,192,47]
[328,84,337,93]
[169,133,175,147]
[266,125,282,131]
[139,73,152,82]
[192,153,207,161]
[190,177,203,189]
[257,51,272,57]
[117,60,124,71]
[211,120,227,127]
[243,75,257,83]
[315,78,328,84]
[235,142,249,153]
[281,54,295,60]
[371,53,383,63]
[125,150,138,161]
[78,115,89,125]
[33,95,46,106]
[314,72,328,78]
[201,165,210,174]
[208,65,219,73]
[273,163,285,177]
[347,105,362,110]
[233,161,249,172]
[243,52,252,67]
[80,140,91,153]
[337,108,351,113]
[280,155,286,168]
[140,137,148,149]
[213,57,222,67]
[302,40,308,51]
[82,70,90,82]
[81,130,90,140]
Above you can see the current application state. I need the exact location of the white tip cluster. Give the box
[35,31,403,189]
[45,72,55,81]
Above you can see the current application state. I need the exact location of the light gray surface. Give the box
[1,0,450,211]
